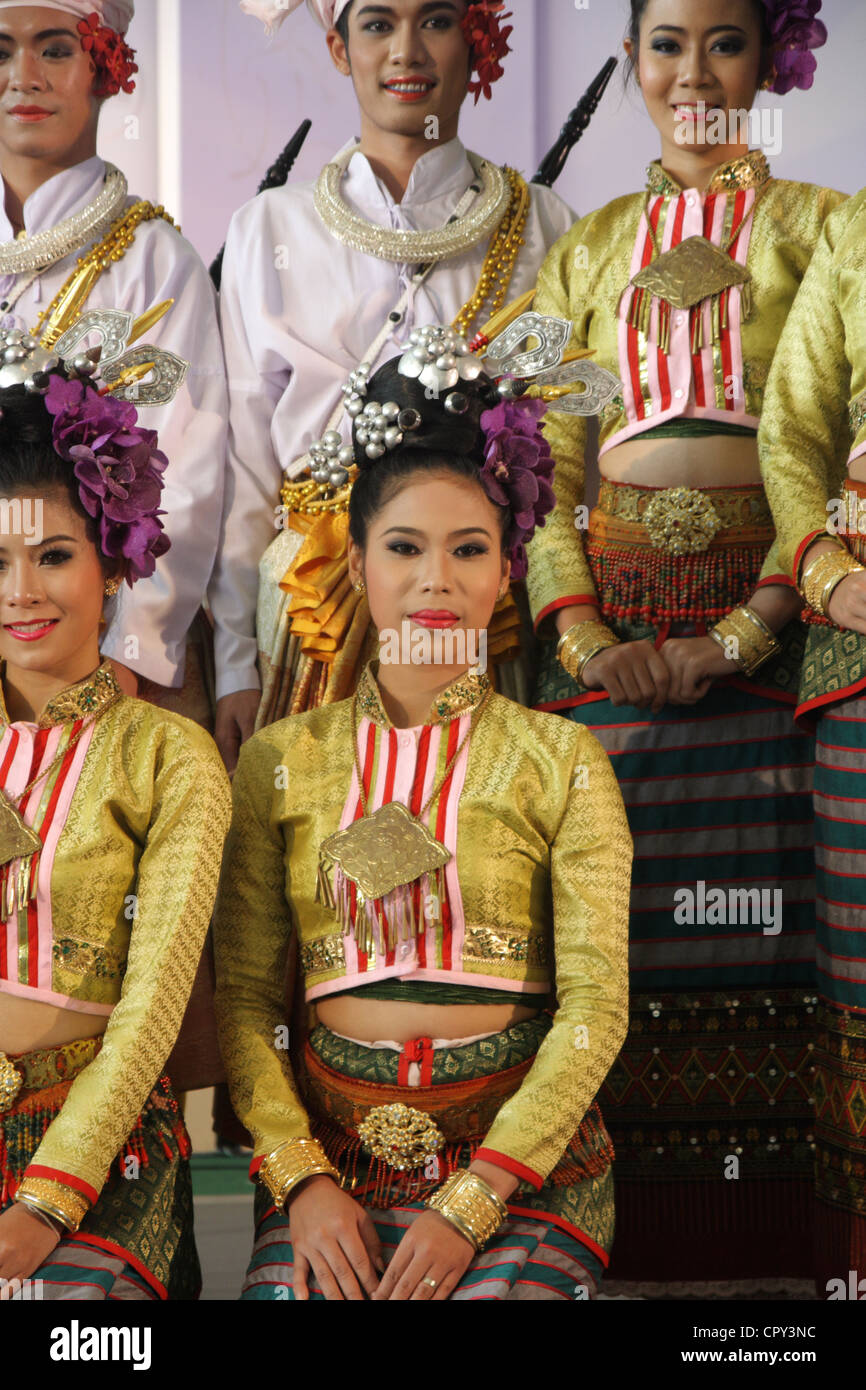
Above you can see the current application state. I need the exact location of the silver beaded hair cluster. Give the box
[0,328,100,406]
[306,325,536,489]
[307,362,424,488]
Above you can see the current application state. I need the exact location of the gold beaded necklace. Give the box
[32,201,178,348]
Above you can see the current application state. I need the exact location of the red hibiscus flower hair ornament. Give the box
[77,12,138,97]
[461,2,513,105]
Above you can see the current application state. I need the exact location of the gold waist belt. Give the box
[0,1035,100,1113]
[595,480,773,556]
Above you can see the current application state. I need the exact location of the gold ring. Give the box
[421,1276,438,1290]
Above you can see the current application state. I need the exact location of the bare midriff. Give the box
[599,432,761,488]
[0,992,108,1056]
[849,455,866,484]
[316,995,540,1046]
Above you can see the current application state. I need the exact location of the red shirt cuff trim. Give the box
[534,594,598,634]
[754,573,796,590]
[24,1164,98,1207]
[794,531,825,582]
[475,1148,544,1191]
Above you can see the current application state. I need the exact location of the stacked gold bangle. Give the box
[800,546,865,618]
[259,1137,341,1211]
[557,620,621,684]
[15,1177,89,1234]
[709,605,781,677]
[426,1170,508,1252]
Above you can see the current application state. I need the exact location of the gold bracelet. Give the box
[557,620,621,684]
[800,547,865,617]
[426,1170,509,1252]
[259,1138,341,1210]
[709,606,781,678]
[14,1177,89,1233]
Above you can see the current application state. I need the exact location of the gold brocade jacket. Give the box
[0,662,231,1212]
[213,664,632,1188]
[758,187,866,580]
[525,151,846,630]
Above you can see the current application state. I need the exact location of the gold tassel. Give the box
[740,280,753,323]
[721,288,729,333]
[659,300,671,355]
[39,262,102,348]
[711,293,722,345]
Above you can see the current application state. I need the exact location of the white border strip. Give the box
[156,0,182,221]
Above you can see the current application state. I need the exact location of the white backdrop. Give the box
[95,0,866,266]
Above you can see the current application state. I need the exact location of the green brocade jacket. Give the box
[1,662,231,1218]
[758,188,866,721]
[213,664,632,1189]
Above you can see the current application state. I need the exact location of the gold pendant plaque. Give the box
[0,793,41,868]
[631,236,750,310]
[318,801,451,903]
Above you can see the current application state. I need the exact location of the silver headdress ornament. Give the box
[305,313,622,487]
[0,302,188,406]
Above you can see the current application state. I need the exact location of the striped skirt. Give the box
[1,1041,199,1300]
[241,1018,615,1301]
[536,613,817,1279]
[811,693,866,1284]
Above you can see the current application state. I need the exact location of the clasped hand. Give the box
[288,1176,474,1301]
[581,634,735,711]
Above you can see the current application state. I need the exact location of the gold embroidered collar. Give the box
[356,662,491,728]
[646,150,771,198]
[0,660,123,728]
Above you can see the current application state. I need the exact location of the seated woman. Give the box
[0,340,231,1300]
[214,334,632,1302]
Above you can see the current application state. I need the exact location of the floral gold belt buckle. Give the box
[357,1103,445,1172]
[0,1051,23,1113]
[643,486,722,555]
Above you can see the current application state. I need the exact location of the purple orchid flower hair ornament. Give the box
[0,304,187,587]
[761,0,827,94]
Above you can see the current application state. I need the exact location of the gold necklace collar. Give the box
[356,661,491,728]
[0,660,123,729]
[646,150,771,198]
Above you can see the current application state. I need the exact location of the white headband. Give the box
[240,1,353,37]
[0,2,134,34]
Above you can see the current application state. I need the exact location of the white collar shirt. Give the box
[0,156,228,689]
[210,137,575,699]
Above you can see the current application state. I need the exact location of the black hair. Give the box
[0,385,122,581]
[335,1,352,47]
[625,0,775,88]
[347,358,511,552]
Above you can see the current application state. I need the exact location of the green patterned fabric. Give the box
[2,1077,199,1300]
[535,613,806,708]
[798,623,866,719]
[641,419,757,439]
[244,1175,612,1300]
[337,978,548,1007]
[307,1013,552,1086]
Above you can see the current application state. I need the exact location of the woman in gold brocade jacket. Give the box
[525,0,845,1286]
[758,187,866,1290]
[0,352,230,1300]
[214,345,632,1302]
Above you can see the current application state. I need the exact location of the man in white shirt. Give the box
[0,1,227,720]
[210,0,575,770]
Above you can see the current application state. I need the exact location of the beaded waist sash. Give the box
[300,1021,613,1208]
[0,1036,100,1115]
[587,480,774,625]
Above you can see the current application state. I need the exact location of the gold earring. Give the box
[104,579,120,597]
[354,579,366,595]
